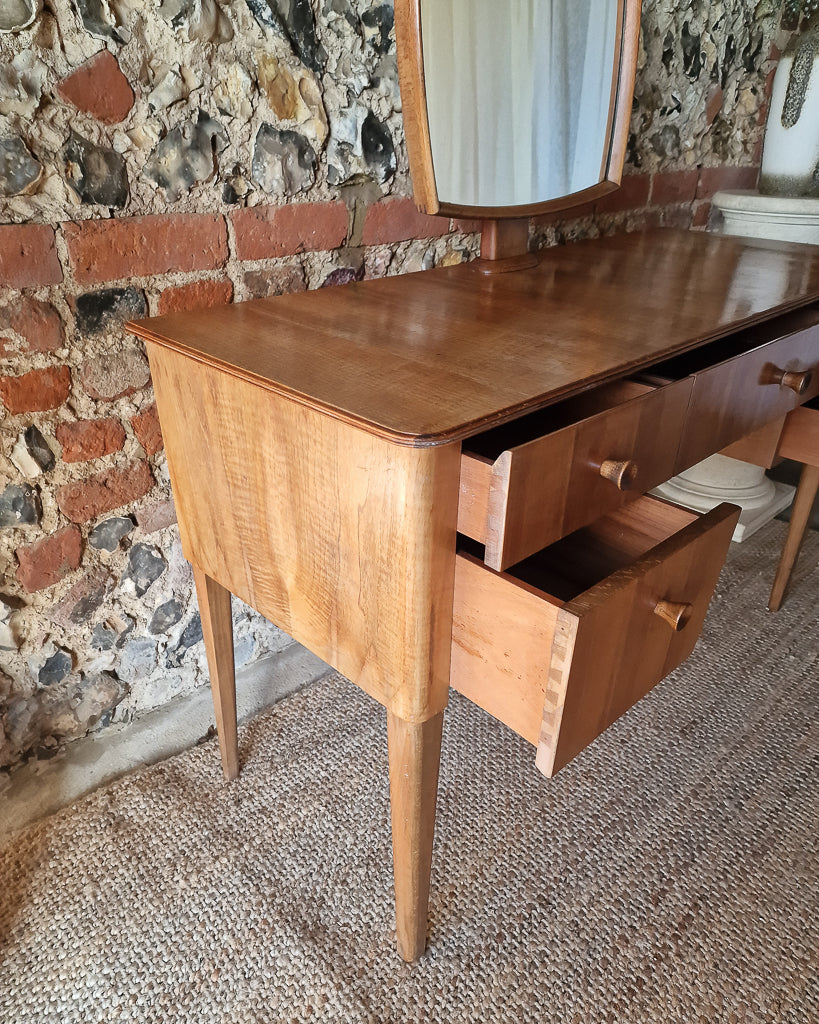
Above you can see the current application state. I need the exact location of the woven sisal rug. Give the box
[1,521,817,1023]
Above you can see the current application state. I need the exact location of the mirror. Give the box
[396,0,641,220]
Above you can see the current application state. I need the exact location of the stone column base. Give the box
[652,454,795,543]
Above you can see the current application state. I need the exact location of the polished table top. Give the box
[130,229,819,446]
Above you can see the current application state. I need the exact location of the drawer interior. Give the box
[634,303,819,383]
[463,379,655,460]
[451,496,738,773]
[501,498,699,602]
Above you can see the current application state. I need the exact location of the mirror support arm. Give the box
[473,218,539,275]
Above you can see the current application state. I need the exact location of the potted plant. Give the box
[759,0,819,196]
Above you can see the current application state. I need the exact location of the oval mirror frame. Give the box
[395,0,642,219]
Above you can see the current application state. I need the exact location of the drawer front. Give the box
[536,501,739,777]
[460,378,693,571]
[675,321,819,472]
[449,498,739,777]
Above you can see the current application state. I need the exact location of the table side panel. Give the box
[148,344,460,722]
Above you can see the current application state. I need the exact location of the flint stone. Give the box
[91,622,116,650]
[147,69,187,112]
[166,612,202,667]
[361,111,395,181]
[144,111,228,202]
[123,542,166,597]
[252,123,316,195]
[0,51,47,118]
[361,4,393,57]
[327,105,395,185]
[25,426,55,472]
[75,287,147,336]
[73,0,127,43]
[50,566,112,629]
[320,265,364,288]
[61,130,128,207]
[0,136,41,196]
[0,0,38,32]
[118,637,158,682]
[159,0,232,42]
[0,621,17,650]
[148,598,183,634]
[214,62,253,120]
[89,515,134,551]
[0,593,18,622]
[69,672,126,732]
[247,0,326,73]
[0,483,41,527]
[39,647,73,687]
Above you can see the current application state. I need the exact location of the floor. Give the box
[0,643,330,837]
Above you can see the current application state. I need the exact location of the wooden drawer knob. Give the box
[761,365,813,394]
[599,458,639,491]
[653,599,693,631]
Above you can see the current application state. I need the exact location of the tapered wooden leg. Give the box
[769,464,819,612]
[387,710,444,961]
[192,566,239,780]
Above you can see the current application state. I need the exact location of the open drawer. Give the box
[450,496,740,778]
[458,376,693,571]
[641,304,819,473]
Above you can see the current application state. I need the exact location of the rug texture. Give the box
[1,521,817,1024]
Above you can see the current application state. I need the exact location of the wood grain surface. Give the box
[387,710,444,961]
[128,230,819,447]
[536,500,740,778]
[148,345,461,723]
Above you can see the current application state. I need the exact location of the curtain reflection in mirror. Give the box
[421,0,619,208]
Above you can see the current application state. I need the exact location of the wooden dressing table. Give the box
[130,227,819,959]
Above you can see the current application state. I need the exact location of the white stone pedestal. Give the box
[711,190,819,244]
[652,454,794,543]
[654,190,819,542]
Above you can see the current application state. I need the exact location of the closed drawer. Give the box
[458,377,693,571]
[642,305,819,473]
[450,496,739,778]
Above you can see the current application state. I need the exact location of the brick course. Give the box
[131,403,163,456]
[0,366,71,414]
[0,225,63,288]
[64,214,229,285]
[16,525,82,593]
[0,298,64,356]
[361,198,451,246]
[56,417,127,463]
[231,202,348,261]
[157,278,234,315]
[56,460,154,523]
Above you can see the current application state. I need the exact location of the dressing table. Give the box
[128,1,819,961]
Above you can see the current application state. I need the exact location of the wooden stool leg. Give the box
[193,567,239,780]
[769,464,819,612]
[387,710,444,962]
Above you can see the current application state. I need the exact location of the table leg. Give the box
[387,710,444,962]
[192,566,239,780]
[769,463,819,612]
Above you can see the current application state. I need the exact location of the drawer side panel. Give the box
[536,502,739,778]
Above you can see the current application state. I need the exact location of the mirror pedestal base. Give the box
[473,218,539,275]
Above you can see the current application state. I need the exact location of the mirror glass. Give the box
[420,0,621,209]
